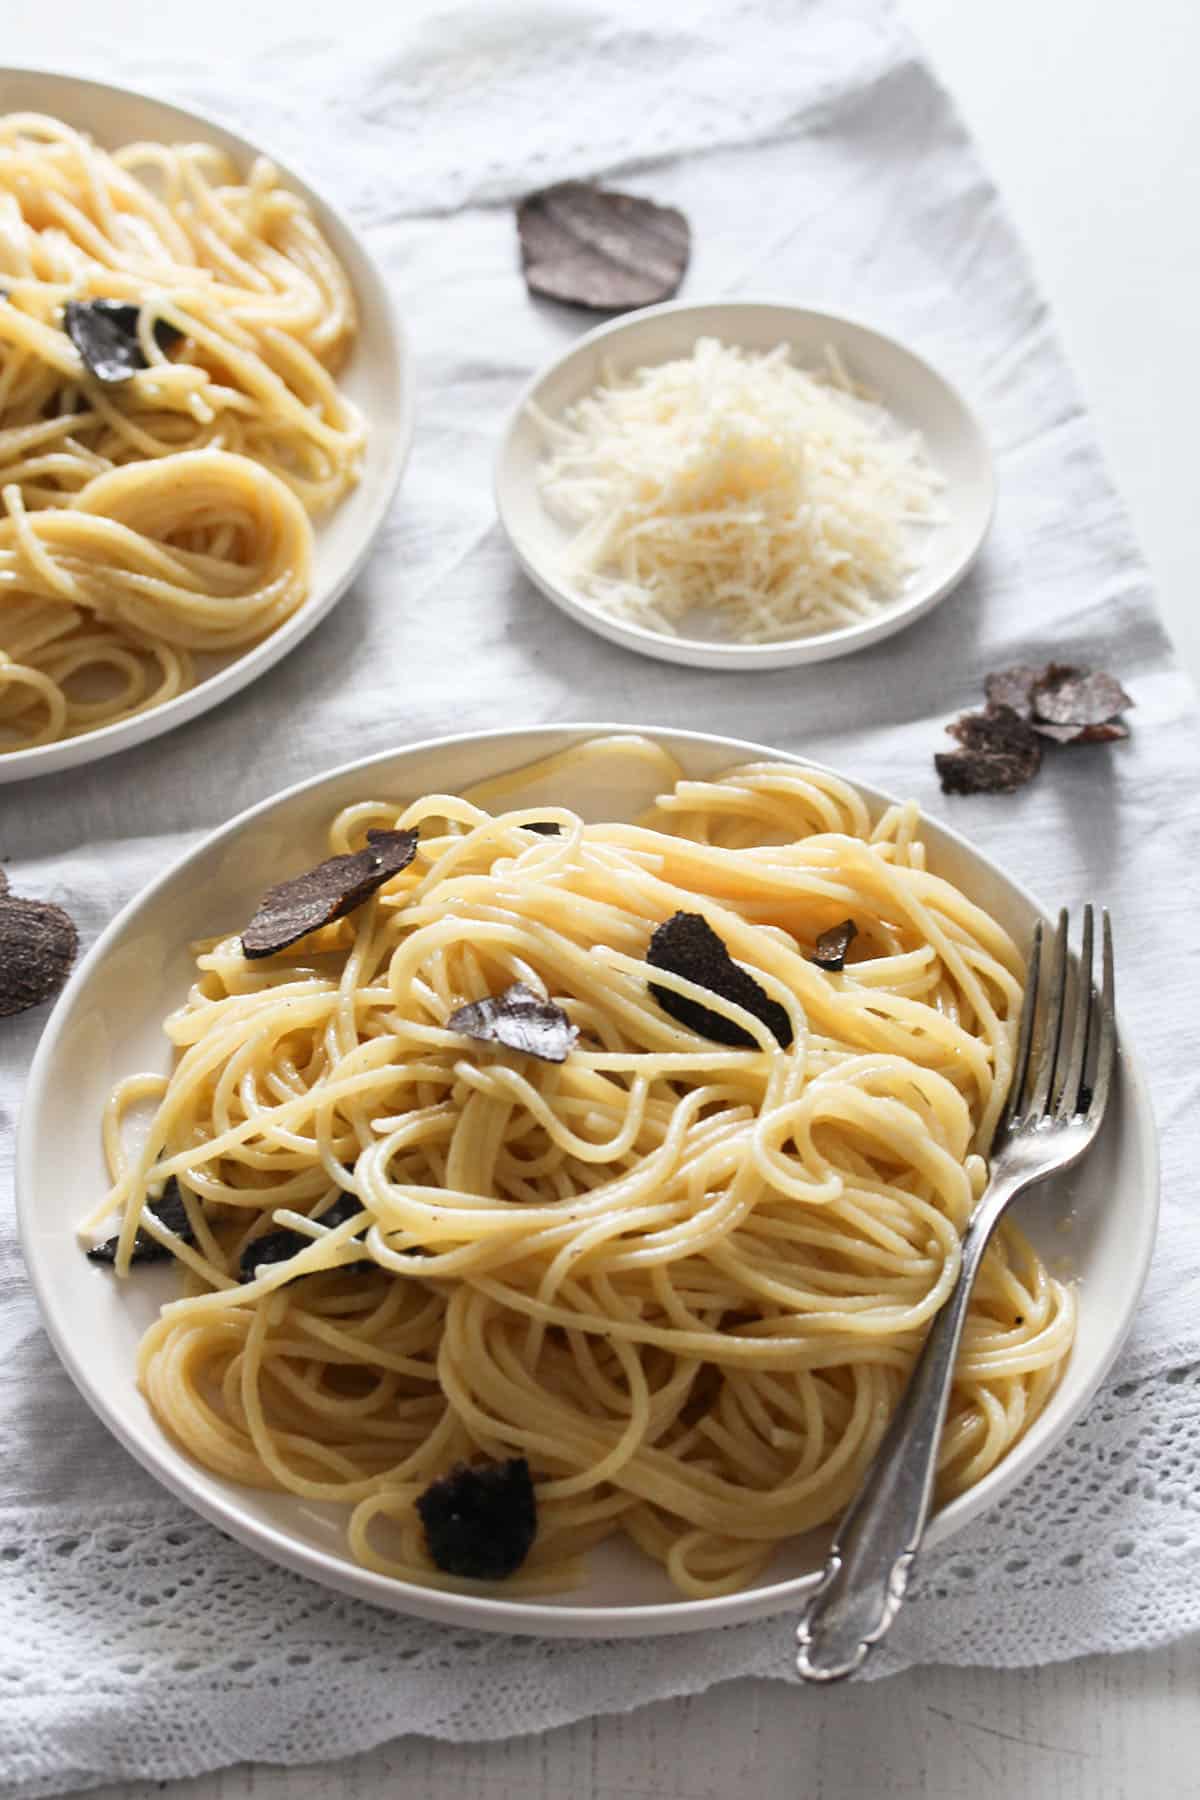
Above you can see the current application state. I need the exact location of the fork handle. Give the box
[795,1196,1007,1681]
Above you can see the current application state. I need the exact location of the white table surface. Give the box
[5,2,1199,1795]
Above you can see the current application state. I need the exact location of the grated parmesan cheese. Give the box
[532,337,946,643]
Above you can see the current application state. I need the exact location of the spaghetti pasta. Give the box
[86,739,1074,1599]
[0,111,363,750]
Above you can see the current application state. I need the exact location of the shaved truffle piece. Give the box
[1031,664,1133,725]
[935,751,1017,797]
[448,981,578,1063]
[935,750,1039,795]
[317,1191,364,1231]
[238,1190,368,1283]
[238,1225,310,1281]
[1029,665,1134,742]
[524,822,562,836]
[648,911,792,1049]
[946,704,1040,759]
[940,661,1131,794]
[87,1176,194,1266]
[812,919,858,972]
[981,662,1133,742]
[64,299,183,383]
[0,896,78,1016]
[517,182,690,312]
[241,828,417,959]
[416,1457,537,1580]
[983,665,1040,720]
[936,705,1042,796]
[0,867,7,896]
[1032,717,1130,745]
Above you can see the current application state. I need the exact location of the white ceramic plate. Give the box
[0,69,413,784]
[495,301,994,671]
[18,725,1157,1639]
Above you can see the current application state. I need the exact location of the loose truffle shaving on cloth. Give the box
[938,661,1133,792]
[84,737,1074,1600]
[0,883,77,1015]
[517,182,689,311]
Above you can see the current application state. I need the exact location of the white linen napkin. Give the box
[2,3,1199,1793]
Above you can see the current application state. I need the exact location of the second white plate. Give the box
[496,300,994,670]
[0,69,414,785]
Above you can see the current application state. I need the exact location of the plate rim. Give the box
[493,297,996,672]
[17,721,1159,1638]
[0,65,415,784]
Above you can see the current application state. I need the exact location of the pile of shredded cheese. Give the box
[532,337,946,643]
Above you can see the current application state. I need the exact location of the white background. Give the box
[909,0,1200,691]
[5,0,1199,1794]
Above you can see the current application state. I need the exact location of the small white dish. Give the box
[18,724,1157,1640]
[495,300,994,671]
[0,69,414,785]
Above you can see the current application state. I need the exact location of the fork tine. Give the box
[1084,910,1116,1126]
[1055,905,1094,1118]
[1028,908,1069,1117]
[999,921,1042,1134]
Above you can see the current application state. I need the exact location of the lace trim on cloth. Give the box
[2,1362,1198,1797]
[50,0,915,219]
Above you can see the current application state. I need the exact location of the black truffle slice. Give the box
[983,665,1040,720]
[0,896,78,1016]
[416,1457,537,1580]
[524,822,562,836]
[238,1190,367,1283]
[241,828,417,959]
[946,704,1041,759]
[1029,665,1134,741]
[517,182,690,312]
[812,919,858,972]
[447,981,579,1064]
[648,911,792,1050]
[87,1176,194,1265]
[64,299,183,383]
[936,705,1043,796]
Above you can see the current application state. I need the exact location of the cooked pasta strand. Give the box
[0,112,363,750]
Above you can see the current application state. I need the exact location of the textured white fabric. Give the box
[2,2,1199,1793]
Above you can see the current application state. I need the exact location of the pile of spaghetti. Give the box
[0,112,364,751]
[87,744,1074,1600]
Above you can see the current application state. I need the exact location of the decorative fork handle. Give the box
[795,1186,1012,1681]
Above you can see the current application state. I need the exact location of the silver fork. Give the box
[795,907,1116,1682]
